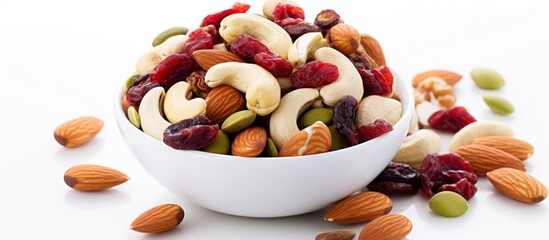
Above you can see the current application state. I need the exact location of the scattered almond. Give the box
[453,144,525,176]
[360,34,385,66]
[324,191,392,224]
[487,168,547,204]
[64,164,129,191]
[471,136,534,160]
[358,214,412,240]
[130,203,185,233]
[204,85,246,124]
[412,69,462,87]
[315,230,356,240]
[231,127,267,157]
[193,49,244,71]
[54,116,104,148]
[279,121,332,157]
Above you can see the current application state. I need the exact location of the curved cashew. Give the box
[288,32,327,68]
[262,0,300,20]
[356,95,402,127]
[449,121,514,152]
[270,88,320,149]
[138,87,171,140]
[136,35,188,74]
[219,13,292,59]
[204,62,281,116]
[163,81,206,124]
[393,129,441,169]
[314,47,363,106]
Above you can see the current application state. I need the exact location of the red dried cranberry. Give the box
[358,119,393,143]
[283,21,320,41]
[439,179,478,201]
[126,74,160,108]
[314,9,341,36]
[379,65,394,90]
[290,61,339,88]
[357,66,392,97]
[149,54,198,88]
[163,116,219,150]
[367,162,420,195]
[419,153,478,200]
[253,53,293,78]
[180,28,214,56]
[200,2,251,29]
[428,106,476,133]
[230,34,272,62]
[333,96,359,145]
[272,3,305,27]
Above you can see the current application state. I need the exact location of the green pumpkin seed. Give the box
[429,191,468,217]
[202,130,230,155]
[221,110,257,133]
[298,108,333,129]
[152,26,189,47]
[483,95,514,115]
[328,125,349,151]
[263,138,278,157]
[125,73,140,92]
[470,68,505,89]
[127,106,141,129]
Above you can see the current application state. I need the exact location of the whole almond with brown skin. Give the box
[315,230,356,240]
[412,70,462,87]
[487,168,547,203]
[193,49,244,71]
[64,164,129,191]
[471,136,534,160]
[360,34,386,66]
[54,116,104,148]
[130,203,184,233]
[326,23,361,55]
[324,191,392,224]
[358,214,412,240]
[231,127,267,157]
[453,144,525,176]
[205,85,245,124]
[279,121,332,157]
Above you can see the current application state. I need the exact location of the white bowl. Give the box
[114,74,414,218]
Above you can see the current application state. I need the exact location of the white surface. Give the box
[0,0,548,239]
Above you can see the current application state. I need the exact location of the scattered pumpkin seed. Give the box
[470,68,505,89]
[483,95,514,115]
[429,191,468,217]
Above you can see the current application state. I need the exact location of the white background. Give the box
[1,0,548,239]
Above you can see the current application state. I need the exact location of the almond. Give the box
[358,214,412,240]
[130,203,184,233]
[471,136,534,160]
[231,127,267,157]
[324,191,392,224]
[193,49,244,71]
[453,144,525,176]
[279,121,332,157]
[204,85,245,124]
[360,34,385,66]
[412,70,462,87]
[487,168,547,203]
[64,164,129,191]
[327,23,361,55]
[54,116,104,148]
[315,230,356,240]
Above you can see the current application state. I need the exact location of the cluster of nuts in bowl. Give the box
[120,0,401,157]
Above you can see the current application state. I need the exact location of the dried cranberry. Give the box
[163,116,219,150]
[419,153,478,200]
[253,53,293,78]
[333,96,359,145]
[290,61,339,88]
[367,162,420,195]
[272,3,305,27]
[358,119,393,143]
[126,74,160,108]
[180,28,214,56]
[230,34,271,62]
[314,9,341,36]
[283,21,320,41]
[439,179,477,200]
[379,65,394,90]
[200,2,251,29]
[428,106,476,133]
[149,54,198,88]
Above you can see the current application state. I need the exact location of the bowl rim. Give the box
[114,73,414,162]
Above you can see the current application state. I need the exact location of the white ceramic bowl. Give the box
[114,75,413,218]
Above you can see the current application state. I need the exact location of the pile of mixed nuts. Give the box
[52,0,547,239]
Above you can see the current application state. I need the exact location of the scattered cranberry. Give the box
[180,28,214,57]
[314,9,341,36]
[358,119,393,143]
[367,162,420,195]
[357,66,393,97]
[230,34,271,62]
[419,153,478,200]
[272,3,305,27]
[149,54,198,88]
[428,106,476,133]
[283,21,320,41]
[333,96,359,146]
[163,116,219,150]
[253,53,293,78]
[290,61,339,88]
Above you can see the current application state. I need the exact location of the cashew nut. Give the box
[356,95,402,127]
[204,62,281,116]
[408,110,419,135]
[136,35,188,74]
[288,32,327,68]
[416,76,456,109]
[213,43,228,52]
[449,121,514,152]
[416,101,441,128]
[163,81,206,124]
[314,47,363,106]
[138,87,171,140]
[262,0,300,20]
[269,88,320,149]
[219,13,292,59]
[393,129,441,169]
